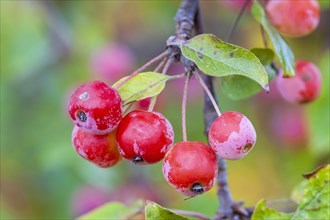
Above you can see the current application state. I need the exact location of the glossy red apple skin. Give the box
[72,126,121,168]
[116,110,174,164]
[162,141,218,196]
[68,81,122,135]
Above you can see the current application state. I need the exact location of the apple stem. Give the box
[154,56,168,73]
[147,97,157,112]
[182,73,190,142]
[260,25,269,48]
[226,0,251,42]
[162,57,175,75]
[114,50,170,89]
[194,71,221,117]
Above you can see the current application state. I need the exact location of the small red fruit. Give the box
[72,126,121,168]
[68,81,122,135]
[276,60,321,104]
[162,141,218,196]
[116,110,174,164]
[90,43,135,82]
[208,111,257,160]
[266,0,320,37]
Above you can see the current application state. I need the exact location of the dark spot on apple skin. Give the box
[132,157,144,164]
[229,52,234,57]
[214,51,217,55]
[77,110,87,122]
[190,183,204,195]
[242,143,253,153]
[198,53,204,59]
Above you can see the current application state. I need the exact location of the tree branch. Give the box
[172,1,251,219]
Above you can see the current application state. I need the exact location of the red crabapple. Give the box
[276,60,321,104]
[266,0,320,37]
[162,141,218,196]
[271,106,308,148]
[90,43,135,82]
[116,110,174,164]
[72,126,121,168]
[137,97,151,109]
[68,81,122,135]
[208,111,257,160]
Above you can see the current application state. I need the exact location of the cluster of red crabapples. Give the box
[68,80,257,196]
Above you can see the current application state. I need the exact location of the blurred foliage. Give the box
[78,200,144,220]
[252,164,330,219]
[1,0,329,219]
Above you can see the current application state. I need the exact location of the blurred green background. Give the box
[1,0,329,219]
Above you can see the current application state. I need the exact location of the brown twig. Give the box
[174,1,250,219]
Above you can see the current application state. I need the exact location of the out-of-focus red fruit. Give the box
[68,81,122,135]
[276,60,321,104]
[70,186,110,217]
[270,106,309,148]
[257,72,283,102]
[266,0,320,37]
[137,98,151,109]
[90,43,135,82]
[137,95,166,111]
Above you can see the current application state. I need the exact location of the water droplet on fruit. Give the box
[132,157,144,164]
[77,110,87,122]
[79,92,90,100]
[242,143,253,153]
[190,183,204,194]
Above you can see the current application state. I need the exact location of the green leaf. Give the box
[220,75,261,100]
[77,200,143,220]
[253,165,330,220]
[251,0,295,77]
[252,200,293,220]
[113,72,170,105]
[181,34,269,91]
[291,180,308,204]
[264,65,277,82]
[219,49,276,100]
[145,201,188,220]
[291,165,330,219]
[250,48,274,66]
